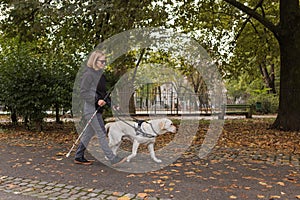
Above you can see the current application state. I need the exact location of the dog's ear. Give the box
[159,121,165,130]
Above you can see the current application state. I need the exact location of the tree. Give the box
[226,1,280,94]
[0,39,52,129]
[222,0,300,130]
[0,0,79,124]
[2,0,298,131]
[0,0,170,122]
[170,0,299,130]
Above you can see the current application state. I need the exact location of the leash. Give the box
[106,49,158,138]
[112,107,159,138]
[107,49,160,138]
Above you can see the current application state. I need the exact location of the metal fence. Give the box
[133,83,213,115]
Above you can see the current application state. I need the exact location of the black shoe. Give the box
[74,157,92,165]
[110,156,127,166]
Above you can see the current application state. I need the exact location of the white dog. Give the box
[105,118,176,163]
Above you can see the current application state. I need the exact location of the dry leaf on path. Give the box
[137,193,148,198]
[118,196,131,200]
[257,195,265,199]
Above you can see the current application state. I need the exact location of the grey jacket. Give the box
[80,67,110,114]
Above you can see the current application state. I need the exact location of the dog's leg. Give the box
[110,142,121,155]
[126,140,139,162]
[107,128,123,159]
[148,143,162,163]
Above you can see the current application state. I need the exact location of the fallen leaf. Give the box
[269,195,281,199]
[56,152,65,156]
[169,182,176,186]
[152,180,163,184]
[137,193,148,198]
[258,181,268,186]
[113,192,122,196]
[276,182,285,186]
[160,176,169,180]
[7,184,18,189]
[184,171,196,175]
[12,163,22,168]
[173,163,182,167]
[144,189,155,193]
[118,197,131,200]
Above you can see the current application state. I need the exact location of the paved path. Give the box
[1,140,300,200]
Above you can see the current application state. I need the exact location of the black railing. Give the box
[134,90,212,116]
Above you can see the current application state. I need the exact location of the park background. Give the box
[0,1,300,199]
[1,0,299,131]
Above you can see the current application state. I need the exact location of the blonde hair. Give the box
[87,50,105,69]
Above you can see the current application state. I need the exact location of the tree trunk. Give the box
[223,0,300,130]
[55,102,60,123]
[271,0,300,130]
[259,63,276,94]
[129,93,136,115]
[10,109,18,124]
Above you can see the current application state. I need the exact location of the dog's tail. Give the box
[105,122,112,134]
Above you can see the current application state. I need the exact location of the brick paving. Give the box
[0,175,170,200]
[205,147,300,167]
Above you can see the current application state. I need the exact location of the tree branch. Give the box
[223,0,279,36]
[234,0,264,40]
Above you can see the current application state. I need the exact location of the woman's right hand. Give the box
[98,99,106,107]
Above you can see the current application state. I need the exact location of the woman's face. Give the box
[94,55,106,70]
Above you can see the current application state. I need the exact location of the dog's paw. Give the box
[126,158,131,162]
[154,159,162,163]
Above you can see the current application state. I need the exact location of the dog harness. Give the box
[135,120,157,138]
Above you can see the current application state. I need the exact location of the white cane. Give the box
[66,49,144,158]
[65,108,99,157]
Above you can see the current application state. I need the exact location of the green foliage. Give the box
[0,41,51,122]
[247,90,279,114]
[246,79,278,114]
[0,33,77,124]
[226,76,278,114]
[0,0,291,123]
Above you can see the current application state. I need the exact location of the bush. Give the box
[247,92,279,114]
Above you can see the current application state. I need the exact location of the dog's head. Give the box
[157,118,177,135]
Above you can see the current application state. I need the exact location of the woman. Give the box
[74,50,126,166]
